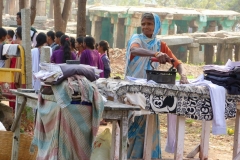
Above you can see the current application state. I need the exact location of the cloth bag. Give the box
[91,128,111,160]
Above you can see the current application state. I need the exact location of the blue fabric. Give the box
[125,13,162,159]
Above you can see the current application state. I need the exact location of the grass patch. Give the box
[176,74,194,80]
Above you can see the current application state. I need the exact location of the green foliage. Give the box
[89,0,240,12]
[24,106,34,122]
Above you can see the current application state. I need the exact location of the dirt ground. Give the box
[98,115,235,160]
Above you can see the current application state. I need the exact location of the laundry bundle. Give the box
[34,62,103,85]
[204,59,240,95]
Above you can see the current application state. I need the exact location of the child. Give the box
[51,35,76,64]
[6,29,14,44]
[80,36,104,78]
[75,36,84,61]
[97,40,111,78]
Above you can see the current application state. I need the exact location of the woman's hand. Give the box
[180,74,189,84]
[155,52,171,64]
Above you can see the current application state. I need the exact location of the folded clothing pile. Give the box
[204,59,240,95]
[34,63,102,85]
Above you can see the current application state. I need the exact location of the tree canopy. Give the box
[88,0,240,12]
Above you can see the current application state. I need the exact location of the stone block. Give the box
[187,43,199,48]
[35,16,47,21]
[195,37,224,44]
[158,36,193,46]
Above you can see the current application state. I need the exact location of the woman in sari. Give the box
[125,12,188,159]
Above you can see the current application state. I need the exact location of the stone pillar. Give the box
[216,44,225,64]
[204,44,214,64]
[36,0,46,16]
[86,16,91,36]
[125,26,137,47]
[90,16,102,43]
[40,47,51,63]
[168,20,176,35]
[124,15,140,47]
[224,44,234,61]
[161,19,169,35]
[112,17,125,48]
[170,45,188,63]
[235,44,240,61]
[188,43,200,64]
[21,9,32,88]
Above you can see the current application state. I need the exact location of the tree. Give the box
[19,0,28,9]
[77,0,87,36]
[53,0,72,33]
[0,0,3,28]
[19,0,37,25]
[30,0,37,25]
[49,0,54,19]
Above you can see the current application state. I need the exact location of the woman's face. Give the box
[141,18,155,38]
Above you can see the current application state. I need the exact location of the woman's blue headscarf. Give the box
[125,13,162,78]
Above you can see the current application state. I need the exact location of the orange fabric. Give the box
[130,41,181,68]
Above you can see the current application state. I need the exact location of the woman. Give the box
[125,13,188,159]
[80,36,104,78]
[51,35,76,63]
[97,40,111,78]
[75,36,84,61]
[31,32,47,91]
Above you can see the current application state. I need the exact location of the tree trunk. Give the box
[0,0,3,27]
[8,0,15,15]
[49,0,54,19]
[5,0,9,14]
[19,0,27,9]
[53,0,72,33]
[77,0,87,37]
[30,0,37,25]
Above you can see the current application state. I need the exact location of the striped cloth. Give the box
[31,76,104,160]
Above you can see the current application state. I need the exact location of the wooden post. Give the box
[119,111,128,160]
[143,115,154,159]
[11,96,21,160]
[199,120,211,159]
[204,44,214,64]
[111,121,120,160]
[21,9,32,89]
[174,116,186,160]
[233,108,240,158]
[11,97,27,132]
[40,46,51,63]
[188,43,200,64]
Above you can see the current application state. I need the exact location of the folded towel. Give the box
[2,44,11,56]
[6,44,20,57]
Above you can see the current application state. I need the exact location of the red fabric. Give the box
[130,42,181,68]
